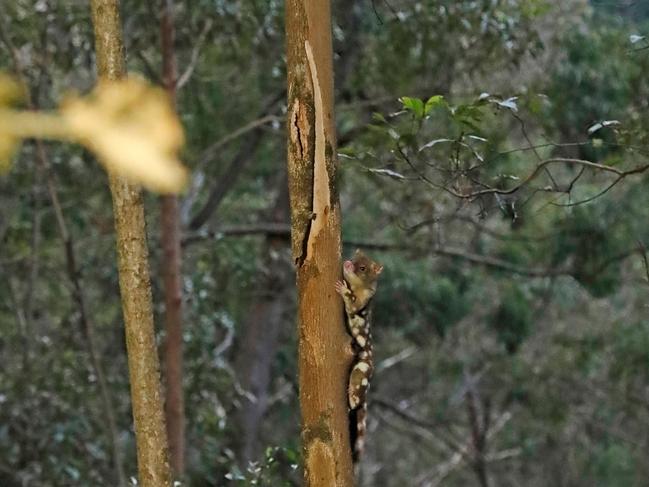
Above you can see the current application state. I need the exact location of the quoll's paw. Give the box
[335,280,347,295]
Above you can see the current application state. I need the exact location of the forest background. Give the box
[2,0,649,486]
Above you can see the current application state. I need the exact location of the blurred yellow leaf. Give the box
[0,133,18,172]
[0,74,187,192]
[0,75,25,171]
[61,77,187,193]
[0,74,26,106]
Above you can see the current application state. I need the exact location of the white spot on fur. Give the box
[349,393,360,409]
[356,362,370,373]
[351,316,365,329]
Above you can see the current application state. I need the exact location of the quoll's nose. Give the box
[343,260,354,272]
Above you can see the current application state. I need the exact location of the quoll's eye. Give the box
[359,266,366,272]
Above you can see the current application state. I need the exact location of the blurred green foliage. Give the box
[490,284,532,353]
[610,321,649,381]
[374,256,471,338]
[3,0,649,485]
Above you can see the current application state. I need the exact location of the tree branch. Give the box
[187,129,266,231]
[176,19,213,90]
[195,114,283,170]
[184,91,285,231]
[398,141,649,202]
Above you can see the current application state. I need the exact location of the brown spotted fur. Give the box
[335,249,383,463]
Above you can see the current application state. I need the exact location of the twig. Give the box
[464,372,490,487]
[176,19,213,89]
[639,241,649,286]
[7,276,30,372]
[187,130,266,230]
[375,346,418,372]
[182,222,291,246]
[24,177,42,330]
[416,411,513,486]
[512,111,558,191]
[214,322,235,358]
[134,50,163,85]
[373,397,465,454]
[195,114,282,170]
[550,174,625,207]
[397,140,649,201]
[184,91,285,230]
[183,219,643,278]
[431,246,566,277]
[405,213,558,243]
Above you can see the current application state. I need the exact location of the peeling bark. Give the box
[286,1,355,485]
[90,1,172,486]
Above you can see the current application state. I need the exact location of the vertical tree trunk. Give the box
[160,0,185,477]
[285,2,355,485]
[90,1,172,486]
[235,177,292,465]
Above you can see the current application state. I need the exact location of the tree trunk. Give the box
[160,0,185,477]
[90,1,172,486]
[235,176,292,465]
[285,2,355,485]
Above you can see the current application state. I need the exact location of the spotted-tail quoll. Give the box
[335,249,383,463]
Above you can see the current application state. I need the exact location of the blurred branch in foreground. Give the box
[0,75,188,193]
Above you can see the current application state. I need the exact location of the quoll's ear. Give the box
[354,248,362,255]
[375,264,384,275]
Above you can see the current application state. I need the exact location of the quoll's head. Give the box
[343,249,383,287]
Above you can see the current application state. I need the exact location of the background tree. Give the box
[90,0,171,485]
[159,0,186,477]
[3,1,649,486]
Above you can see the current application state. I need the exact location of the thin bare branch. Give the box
[405,214,558,243]
[551,174,625,207]
[396,137,649,202]
[187,131,265,231]
[182,222,290,246]
[511,111,558,191]
[176,19,213,89]
[184,221,642,277]
[416,411,513,486]
[134,50,163,85]
[195,114,282,170]
[373,397,466,455]
[375,346,418,372]
[6,276,30,372]
[431,246,565,276]
[464,157,649,199]
[638,241,649,286]
[184,91,285,230]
